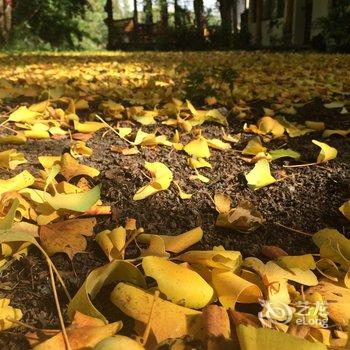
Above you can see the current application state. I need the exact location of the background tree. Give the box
[12,0,88,48]
[193,0,204,40]
[0,0,12,44]
[218,0,232,47]
[105,0,114,49]
[255,0,262,46]
[144,0,153,24]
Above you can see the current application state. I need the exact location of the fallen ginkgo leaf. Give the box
[312,140,337,163]
[142,256,214,309]
[0,149,27,170]
[0,298,23,331]
[133,162,173,200]
[110,282,204,344]
[68,260,146,323]
[245,159,276,190]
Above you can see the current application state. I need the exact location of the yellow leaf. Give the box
[245,159,276,190]
[68,261,146,322]
[173,180,193,200]
[94,335,145,350]
[188,157,212,169]
[30,312,122,350]
[38,155,61,171]
[96,227,127,261]
[39,218,96,259]
[223,132,241,143]
[110,283,204,344]
[133,162,173,200]
[306,280,350,328]
[46,184,101,213]
[138,226,203,254]
[340,200,350,221]
[142,256,214,309]
[322,129,350,137]
[211,268,262,309]
[0,133,27,145]
[276,254,316,271]
[140,235,170,258]
[60,153,100,180]
[8,106,40,122]
[111,146,139,155]
[207,138,231,151]
[237,324,327,350]
[242,136,267,156]
[24,130,50,139]
[115,127,132,138]
[257,116,285,138]
[177,246,242,271]
[305,121,325,131]
[70,141,93,158]
[74,120,107,134]
[214,193,232,213]
[312,140,337,163]
[0,170,35,196]
[189,172,210,183]
[0,298,23,331]
[0,149,26,170]
[215,200,265,232]
[183,137,211,158]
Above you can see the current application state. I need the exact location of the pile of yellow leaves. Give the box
[0,51,349,350]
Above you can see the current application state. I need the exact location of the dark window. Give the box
[276,0,284,17]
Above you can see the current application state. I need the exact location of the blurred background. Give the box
[0,0,349,52]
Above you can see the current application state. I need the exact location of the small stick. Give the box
[283,162,318,168]
[274,222,313,237]
[95,114,132,144]
[48,261,71,350]
[5,318,45,332]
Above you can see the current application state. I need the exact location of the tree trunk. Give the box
[174,0,181,29]
[144,0,153,24]
[219,0,232,47]
[159,0,168,30]
[255,0,262,46]
[232,0,238,34]
[105,0,114,49]
[194,0,204,39]
[284,0,294,46]
[0,0,12,44]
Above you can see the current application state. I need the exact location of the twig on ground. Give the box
[274,222,313,237]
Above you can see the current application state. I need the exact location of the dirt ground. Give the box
[0,52,349,349]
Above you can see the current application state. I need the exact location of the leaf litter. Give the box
[0,51,349,349]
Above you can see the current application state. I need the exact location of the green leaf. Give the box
[269,149,300,161]
[313,228,350,269]
[46,184,101,212]
[68,260,146,323]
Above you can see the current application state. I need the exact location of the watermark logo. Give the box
[258,299,328,328]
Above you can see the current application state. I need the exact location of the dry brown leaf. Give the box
[39,218,96,259]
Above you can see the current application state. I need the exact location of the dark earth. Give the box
[0,96,349,349]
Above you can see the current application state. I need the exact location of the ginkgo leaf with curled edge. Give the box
[0,170,35,196]
[340,200,350,221]
[312,140,337,163]
[183,137,211,158]
[59,153,100,181]
[245,159,276,190]
[0,298,23,331]
[133,162,173,201]
[0,149,27,170]
[137,226,203,254]
[142,256,214,309]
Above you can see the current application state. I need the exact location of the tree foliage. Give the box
[12,0,89,48]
